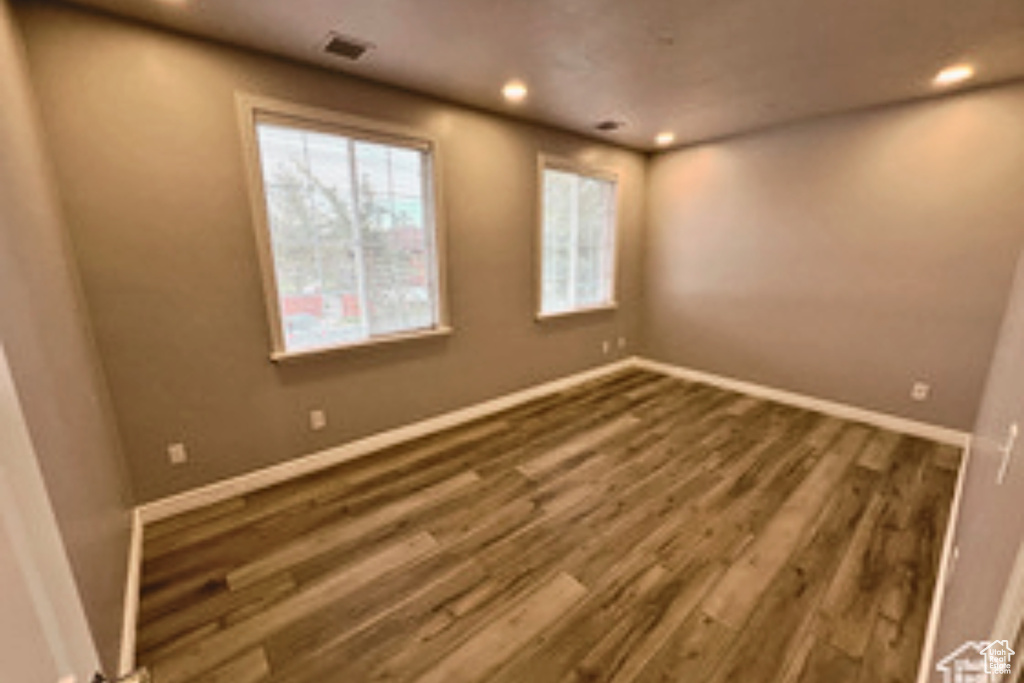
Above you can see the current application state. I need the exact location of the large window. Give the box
[539,159,618,318]
[242,98,447,358]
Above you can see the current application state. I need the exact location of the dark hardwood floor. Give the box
[136,368,961,683]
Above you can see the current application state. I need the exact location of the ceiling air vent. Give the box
[322,32,375,61]
[596,120,625,132]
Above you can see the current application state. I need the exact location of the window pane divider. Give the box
[568,174,581,311]
[346,138,371,338]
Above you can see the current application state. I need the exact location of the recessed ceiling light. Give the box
[502,80,528,103]
[655,131,676,146]
[934,64,975,87]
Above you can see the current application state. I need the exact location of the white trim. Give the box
[118,509,143,677]
[629,358,972,683]
[0,345,99,678]
[990,539,1024,645]
[271,326,453,363]
[130,352,974,682]
[0,468,75,676]
[139,358,638,523]
[916,440,973,683]
[535,303,618,322]
[634,358,970,447]
[140,355,972,524]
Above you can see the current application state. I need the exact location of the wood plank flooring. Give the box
[137,369,962,683]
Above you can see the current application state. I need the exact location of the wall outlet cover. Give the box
[167,443,187,465]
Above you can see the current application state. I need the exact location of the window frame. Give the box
[237,94,451,362]
[535,154,621,321]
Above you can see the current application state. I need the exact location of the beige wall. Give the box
[644,86,1024,430]
[0,0,131,671]
[16,2,646,503]
[930,248,1024,678]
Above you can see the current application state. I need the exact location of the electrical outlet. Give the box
[911,382,930,402]
[167,443,187,465]
[602,340,611,355]
[310,409,327,431]
[617,337,627,349]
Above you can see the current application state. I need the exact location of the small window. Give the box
[538,159,618,318]
[241,98,448,359]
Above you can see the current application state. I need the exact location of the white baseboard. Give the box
[138,358,638,524]
[125,352,974,683]
[139,355,969,525]
[118,508,143,676]
[633,358,971,683]
[990,531,1024,645]
[634,358,970,448]
[126,353,972,682]
[916,440,973,683]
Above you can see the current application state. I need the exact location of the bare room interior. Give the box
[3,0,1024,682]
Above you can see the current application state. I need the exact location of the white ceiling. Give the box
[65,0,1024,150]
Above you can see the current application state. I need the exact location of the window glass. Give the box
[540,165,617,316]
[253,118,441,354]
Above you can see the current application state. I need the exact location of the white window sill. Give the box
[535,303,618,322]
[271,325,453,363]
